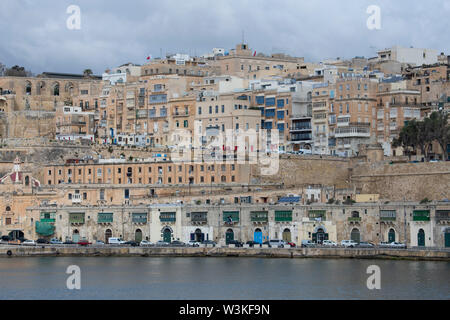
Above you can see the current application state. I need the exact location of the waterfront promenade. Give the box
[1,245,449,261]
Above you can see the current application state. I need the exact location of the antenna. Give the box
[242,30,245,44]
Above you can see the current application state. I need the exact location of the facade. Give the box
[23,202,450,248]
[55,106,95,142]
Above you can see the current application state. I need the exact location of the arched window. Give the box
[25,176,30,186]
[53,83,60,96]
[25,81,32,95]
[351,211,360,218]
[5,206,11,212]
[37,81,45,95]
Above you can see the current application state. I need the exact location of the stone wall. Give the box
[351,161,450,201]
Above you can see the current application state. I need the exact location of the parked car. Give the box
[322,240,337,247]
[262,241,272,247]
[286,242,296,248]
[357,242,375,248]
[227,240,244,247]
[50,238,63,245]
[140,240,153,247]
[299,149,312,155]
[124,241,139,247]
[22,240,36,246]
[201,240,216,247]
[63,240,75,245]
[268,240,285,248]
[301,240,315,248]
[156,240,170,247]
[245,241,261,248]
[77,240,91,246]
[341,240,358,248]
[170,240,186,247]
[1,235,11,242]
[94,240,105,245]
[188,240,201,247]
[36,238,49,244]
[389,242,407,249]
[108,237,126,245]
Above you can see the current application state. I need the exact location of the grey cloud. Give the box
[0,0,448,74]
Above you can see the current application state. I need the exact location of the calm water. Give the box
[0,257,448,300]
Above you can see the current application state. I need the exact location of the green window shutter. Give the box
[275,211,292,222]
[69,213,85,224]
[223,211,239,222]
[132,213,148,223]
[308,210,326,221]
[413,210,430,221]
[98,213,113,223]
[160,212,176,222]
[250,211,268,222]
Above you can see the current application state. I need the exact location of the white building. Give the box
[377,46,438,66]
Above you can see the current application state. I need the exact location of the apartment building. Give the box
[376,78,422,155]
[196,92,261,154]
[311,83,331,155]
[43,159,249,187]
[214,43,305,80]
[331,77,378,156]
[55,106,95,142]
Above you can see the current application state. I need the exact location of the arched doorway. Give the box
[8,230,24,240]
[253,228,263,244]
[163,227,172,243]
[72,229,80,243]
[225,229,234,244]
[350,228,360,243]
[282,228,291,242]
[418,229,425,247]
[194,228,204,242]
[445,228,450,248]
[388,229,396,243]
[315,228,325,244]
[105,229,112,243]
[135,229,143,242]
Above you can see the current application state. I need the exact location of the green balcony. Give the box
[413,210,430,221]
[348,217,362,222]
[69,213,85,224]
[160,212,176,222]
[98,213,113,223]
[250,211,268,222]
[223,211,239,223]
[40,212,55,223]
[132,213,148,224]
[275,211,293,222]
[308,210,326,221]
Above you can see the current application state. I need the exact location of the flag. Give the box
[253,51,256,57]
[146,55,151,60]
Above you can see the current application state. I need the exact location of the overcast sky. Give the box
[1,0,449,75]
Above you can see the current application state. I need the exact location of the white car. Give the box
[140,240,153,246]
[389,242,407,249]
[322,240,337,246]
[341,240,358,248]
[188,240,201,247]
[108,237,126,245]
[22,240,36,246]
[268,240,286,248]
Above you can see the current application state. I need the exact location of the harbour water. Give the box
[0,257,448,300]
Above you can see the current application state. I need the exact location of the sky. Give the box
[0,0,449,75]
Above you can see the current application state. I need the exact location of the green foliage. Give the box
[327,198,335,204]
[420,198,431,204]
[394,112,449,160]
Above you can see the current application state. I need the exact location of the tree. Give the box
[4,65,32,77]
[83,69,93,78]
[393,112,450,161]
[428,112,450,161]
